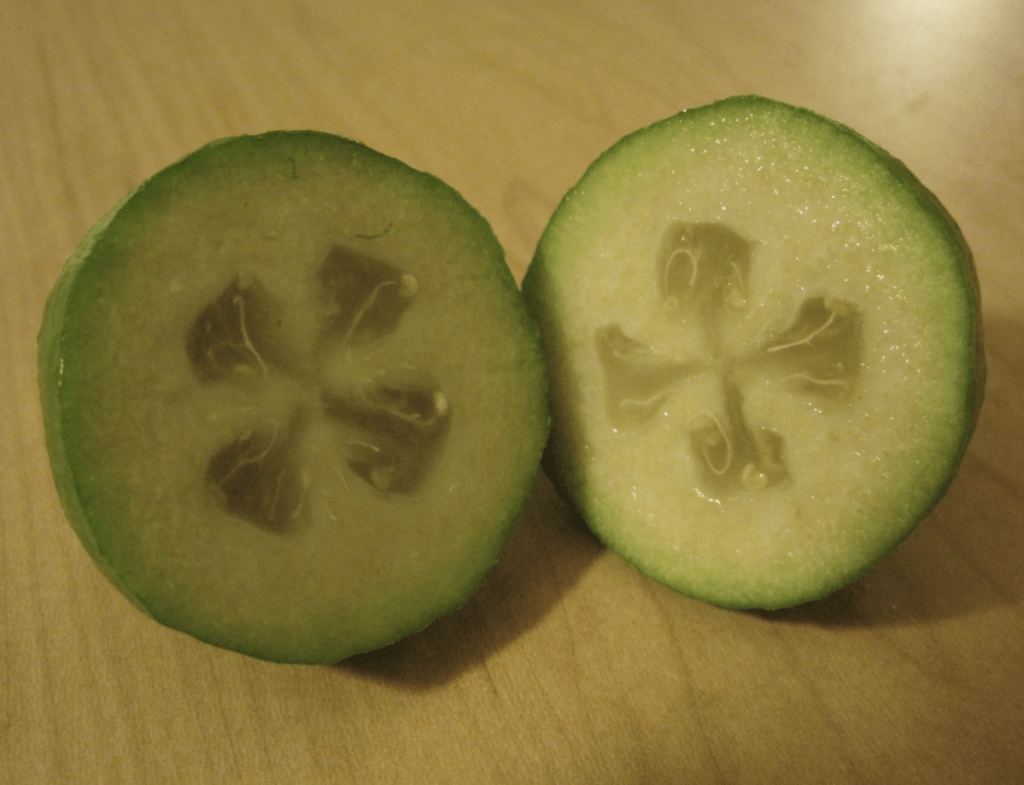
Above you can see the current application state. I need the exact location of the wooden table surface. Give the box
[3,1,1022,782]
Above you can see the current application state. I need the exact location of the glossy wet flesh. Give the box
[596,222,862,499]
[188,247,449,532]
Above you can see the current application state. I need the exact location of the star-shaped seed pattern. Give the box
[597,221,862,499]
[188,246,450,533]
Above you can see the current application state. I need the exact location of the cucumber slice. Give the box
[523,96,984,610]
[39,132,549,663]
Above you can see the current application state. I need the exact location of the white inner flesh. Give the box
[543,117,973,605]
[62,145,544,658]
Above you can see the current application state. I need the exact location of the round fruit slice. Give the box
[523,96,984,610]
[39,132,549,663]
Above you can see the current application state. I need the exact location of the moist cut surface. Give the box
[523,96,983,609]
[39,132,549,663]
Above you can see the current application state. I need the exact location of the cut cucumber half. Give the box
[39,132,549,663]
[523,96,984,610]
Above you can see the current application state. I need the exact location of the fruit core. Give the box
[188,245,450,532]
[596,222,863,500]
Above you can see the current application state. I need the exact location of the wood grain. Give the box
[2,0,1022,782]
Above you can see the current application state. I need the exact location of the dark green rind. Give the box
[39,132,550,663]
[38,189,157,618]
[523,95,984,610]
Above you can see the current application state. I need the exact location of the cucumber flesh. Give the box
[523,96,983,610]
